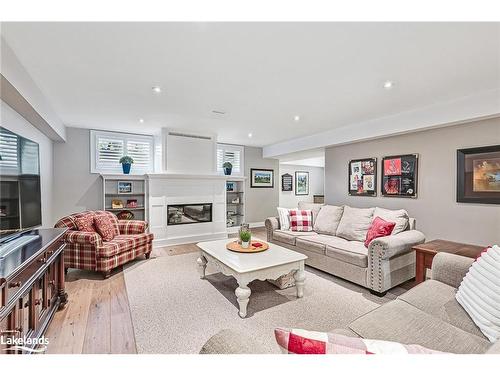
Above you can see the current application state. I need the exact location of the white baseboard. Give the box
[153,232,228,247]
[248,221,265,228]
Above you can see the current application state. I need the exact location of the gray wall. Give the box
[245,146,279,223]
[325,117,500,245]
[279,164,324,208]
[53,127,102,220]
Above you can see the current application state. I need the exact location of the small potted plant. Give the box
[223,161,233,175]
[119,156,134,174]
[240,230,251,249]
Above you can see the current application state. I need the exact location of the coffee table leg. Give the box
[197,253,207,279]
[235,282,251,318]
[294,265,305,298]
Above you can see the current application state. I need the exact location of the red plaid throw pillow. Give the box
[289,209,313,232]
[74,213,96,233]
[93,214,116,242]
[274,328,443,354]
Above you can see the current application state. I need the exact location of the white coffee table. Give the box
[196,238,307,318]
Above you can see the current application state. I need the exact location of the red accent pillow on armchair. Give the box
[93,214,116,241]
[74,213,96,233]
[364,216,396,247]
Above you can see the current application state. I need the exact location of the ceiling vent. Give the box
[167,131,213,141]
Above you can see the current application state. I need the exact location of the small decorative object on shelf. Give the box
[119,155,134,174]
[223,162,233,175]
[239,230,251,249]
[111,199,124,209]
[226,181,235,191]
[126,199,138,208]
[117,181,133,194]
[117,210,134,220]
[231,197,240,204]
[227,216,235,227]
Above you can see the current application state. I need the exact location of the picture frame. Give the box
[457,145,500,204]
[117,181,133,194]
[348,158,377,196]
[250,168,274,188]
[226,182,235,192]
[295,171,309,195]
[381,154,418,198]
[281,173,293,192]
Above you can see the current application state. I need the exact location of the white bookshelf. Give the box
[101,174,147,221]
[225,177,246,233]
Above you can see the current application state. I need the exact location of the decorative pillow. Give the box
[335,206,375,242]
[74,213,96,232]
[364,216,396,248]
[277,207,294,231]
[93,214,116,241]
[456,245,500,343]
[313,205,344,235]
[297,202,324,224]
[373,207,409,235]
[289,209,313,232]
[274,328,443,354]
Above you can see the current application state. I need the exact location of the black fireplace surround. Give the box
[167,203,213,225]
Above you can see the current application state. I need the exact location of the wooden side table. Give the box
[412,239,485,284]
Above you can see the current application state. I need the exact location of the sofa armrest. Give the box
[199,329,260,354]
[65,230,103,247]
[118,220,148,235]
[431,252,474,289]
[265,217,280,242]
[369,230,425,260]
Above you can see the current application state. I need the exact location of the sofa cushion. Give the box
[298,201,324,223]
[97,233,154,257]
[335,206,375,242]
[273,230,317,246]
[295,235,332,255]
[398,280,486,339]
[277,207,293,230]
[94,214,117,241]
[289,209,313,232]
[348,299,491,353]
[313,205,344,235]
[373,207,409,235]
[364,216,396,247]
[74,213,96,233]
[326,241,368,268]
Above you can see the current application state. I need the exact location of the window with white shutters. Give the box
[216,144,244,176]
[0,127,20,175]
[91,130,154,174]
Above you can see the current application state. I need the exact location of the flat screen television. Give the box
[0,127,42,241]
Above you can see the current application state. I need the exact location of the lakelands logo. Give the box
[1,331,49,353]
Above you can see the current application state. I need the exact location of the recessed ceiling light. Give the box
[383,81,394,89]
[248,133,253,138]
[139,118,144,123]
[294,115,300,122]
[152,86,162,93]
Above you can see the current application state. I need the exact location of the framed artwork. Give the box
[457,145,500,204]
[281,173,293,191]
[348,158,377,196]
[381,154,418,198]
[226,182,235,192]
[250,168,274,188]
[295,171,309,195]
[117,181,133,194]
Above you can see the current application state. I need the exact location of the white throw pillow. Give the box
[277,207,294,230]
[335,206,375,242]
[373,207,409,235]
[313,205,344,235]
[456,245,500,343]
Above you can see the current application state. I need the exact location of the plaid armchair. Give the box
[55,210,153,278]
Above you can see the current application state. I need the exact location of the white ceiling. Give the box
[1,22,499,148]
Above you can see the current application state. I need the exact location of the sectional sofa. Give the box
[265,202,426,295]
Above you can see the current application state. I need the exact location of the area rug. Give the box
[123,252,403,354]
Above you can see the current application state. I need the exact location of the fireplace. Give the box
[167,203,213,225]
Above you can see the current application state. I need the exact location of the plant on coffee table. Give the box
[240,230,251,249]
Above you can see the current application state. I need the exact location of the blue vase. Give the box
[122,163,131,174]
[224,167,232,175]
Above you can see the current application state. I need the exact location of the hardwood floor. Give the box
[44,227,267,354]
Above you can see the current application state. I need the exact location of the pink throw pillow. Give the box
[93,214,116,241]
[74,213,96,233]
[289,209,313,232]
[364,216,396,247]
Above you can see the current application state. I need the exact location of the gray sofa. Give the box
[265,202,425,295]
[200,253,499,354]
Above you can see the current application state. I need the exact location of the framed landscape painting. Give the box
[348,158,377,196]
[457,145,500,204]
[295,171,309,195]
[381,154,418,198]
[250,168,274,188]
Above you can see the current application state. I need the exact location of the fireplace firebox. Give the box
[167,203,213,225]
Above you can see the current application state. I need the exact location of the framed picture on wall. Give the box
[117,181,133,194]
[457,145,500,204]
[381,154,418,198]
[281,173,293,191]
[250,168,274,188]
[295,171,309,195]
[348,158,377,196]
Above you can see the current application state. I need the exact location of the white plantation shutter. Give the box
[91,130,154,174]
[216,144,244,176]
[0,127,20,175]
